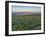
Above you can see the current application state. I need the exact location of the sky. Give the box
[11,5,41,12]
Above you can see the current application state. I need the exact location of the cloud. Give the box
[12,5,41,13]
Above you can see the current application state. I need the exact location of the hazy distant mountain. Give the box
[12,12,41,16]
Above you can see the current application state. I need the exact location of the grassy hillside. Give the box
[12,15,41,31]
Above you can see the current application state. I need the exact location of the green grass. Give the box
[12,15,41,31]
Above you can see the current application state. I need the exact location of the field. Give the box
[12,15,41,31]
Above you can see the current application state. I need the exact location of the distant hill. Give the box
[12,12,41,16]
